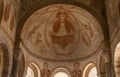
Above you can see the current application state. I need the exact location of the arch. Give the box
[114,43,120,77]
[26,62,40,77]
[51,67,71,77]
[54,72,68,77]
[21,4,104,61]
[83,63,98,77]
[26,67,35,77]
[0,43,9,77]
[14,1,107,56]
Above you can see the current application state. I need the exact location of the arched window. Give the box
[114,43,120,77]
[83,63,98,77]
[26,67,35,77]
[26,63,40,77]
[88,67,97,77]
[52,67,71,77]
[54,72,68,77]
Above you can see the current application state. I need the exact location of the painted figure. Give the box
[72,62,82,77]
[41,62,50,77]
[51,11,74,48]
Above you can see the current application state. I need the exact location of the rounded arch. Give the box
[0,43,9,77]
[26,62,41,77]
[51,67,71,77]
[83,63,98,77]
[26,67,35,77]
[21,4,104,61]
[54,72,68,77]
[14,1,107,57]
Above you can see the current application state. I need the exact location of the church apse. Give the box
[21,4,104,61]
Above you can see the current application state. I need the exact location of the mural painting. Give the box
[72,62,82,77]
[82,24,93,46]
[45,11,79,55]
[27,25,42,45]
[4,4,11,21]
[41,62,51,77]
[10,15,15,31]
[21,4,103,60]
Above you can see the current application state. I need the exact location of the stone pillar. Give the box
[10,47,22,77]
[102,43,114,77]
[103,52,111,77]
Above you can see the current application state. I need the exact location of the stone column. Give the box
[103,52,111,77]
[10,47,22,77]
[102,43,114,77]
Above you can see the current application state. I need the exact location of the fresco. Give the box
[21,4,104,60]
[3,3,11,21]
[44,11,79,55]
[10,15,15,31]
[41,62,51,77]
[0,0,19,42]
[72,62,82,77]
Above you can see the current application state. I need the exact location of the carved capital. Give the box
[103,52,111,63]
[13,47,22,61]
[97,72,106,76]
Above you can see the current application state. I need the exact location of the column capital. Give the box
[97,72,106,77]
[13,47,22,61]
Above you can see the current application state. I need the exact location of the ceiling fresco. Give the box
[0,0,19,42]
[21,4,104,60]
[0,0,3,23]
[3,3,11,21]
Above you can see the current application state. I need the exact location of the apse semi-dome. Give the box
[21,4,104,61]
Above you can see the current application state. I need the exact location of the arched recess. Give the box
[51,67,71,77]
[14,0,107,57]
[0,43,9,77]
[114,43,120,77]
[21,4,104,61]
[26,67,35,77]
[83,63,98,77]
[26,62,40,77]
